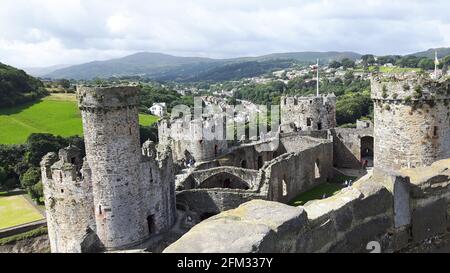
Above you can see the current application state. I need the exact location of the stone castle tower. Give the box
[371,73,450,171]
[41,85,176,252]
[40,146,96,253]
[280,94,336,132]
[158,114,228,163]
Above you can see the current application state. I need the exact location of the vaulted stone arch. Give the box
[198,172,250,190]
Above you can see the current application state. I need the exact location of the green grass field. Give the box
[289,175,357,207]
[0,94,159,144]
[0,192,44,229]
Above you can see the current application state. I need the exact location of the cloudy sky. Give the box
[1,0,449,68]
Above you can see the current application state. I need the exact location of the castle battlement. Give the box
[371,73,450,171]
[371,73,450,101]
[77,85,140,110]
[280,94,337,132]
[281,94,336,107]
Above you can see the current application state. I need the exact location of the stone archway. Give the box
[198,172,250,190]
[360,136,374,167]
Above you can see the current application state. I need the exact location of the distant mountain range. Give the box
[408,47,450,59]
[24,64,72,77]
[42,51,361,81]
[39,48,449,82]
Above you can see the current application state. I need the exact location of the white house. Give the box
[149,103,167,118]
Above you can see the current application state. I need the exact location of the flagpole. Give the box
[435,51,438,79]
[316,59,319,97]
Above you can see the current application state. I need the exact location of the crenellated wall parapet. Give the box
[371,73,450,101]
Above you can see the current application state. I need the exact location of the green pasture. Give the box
[0,94,159,144]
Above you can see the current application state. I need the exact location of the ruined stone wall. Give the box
[158,116,228,163]
[214,144,274,170]
[141,142,177,236]
[176,189,267,218]
[371,74,450,171]
[179,167,260,190]
[176,135,334,217]
[41,150,96,253]
[330,128,373,169]
[265,138,334,203]
[164,158,450,253]
[280,94,336,132]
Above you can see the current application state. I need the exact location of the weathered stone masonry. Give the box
[41,86,176,252]
[280,94,336,133]
[164,158,450,253]
[371,73,450,171]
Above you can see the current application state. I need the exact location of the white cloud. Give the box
[0,0,449,68]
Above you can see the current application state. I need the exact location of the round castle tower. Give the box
[371,73,450,171]
[77,85,147,250]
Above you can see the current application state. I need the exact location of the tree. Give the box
[0,145,25,190]
[361,54,376,66]
[329,60,342,69]
[438,55,450,70]
[140,124,159,144]
[395,56,424,68]
[377,55,401,65]
[418,58,435,70]
[341,58,356,69]
[58,79,71,89]
[25,134,67,166]
[0,166,7,188]
[20,167,41,193]
[344,71,354,82]
[336,91,372,125]
[30,181,44,204]
[0,62,48,107]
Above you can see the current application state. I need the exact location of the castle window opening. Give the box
[61,189,64,193]
[307,118,312,127]
[360,136,374,168]
[317,122,322,130]
[71,157,76,164]
[282,177,288,197]
[257,156,263,169]
[433,126,438,137]
[45,169,52,179]
[241,160,247,168]
[315,160,321,179]
[98,205,102,215]
[147,215,156,234]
